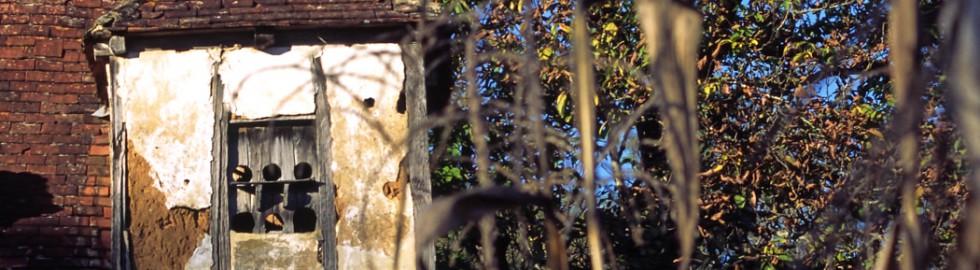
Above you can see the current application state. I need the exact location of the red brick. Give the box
[87,166,109,177]
[24,144,58,155]
[0,154,18,163]
[50,94,79,103]
[5,36,36,46]
[2,14,30,24]
[27,165,57,174]
[50,27,85,38]
[77,196,95,206]
[59,144,88,155]
[35,4,66,15]
[0,164,28,171]
[0,112,27,122]
[0,134,23,144]
[0,46,27,58]
[16,155,46,164]
[65,174,87,185]
[96,197,112,207]
[53,134,92,144]
[0,25,47,36]
[35,39,64,58]
[5,3,37,14]
[99,230,111,247]
[64,62,88,72]
[87,144,109,156]
[87,155,108,166]
[41,102,68,113]
[24,71,62,82]
[96,187,109,196]
[48,185,76,195]
[224,0,255,7]
[1,101,40,113]
[19,92,47,102]
[79,186,96,196]
[46,155,73,164]
[73,0,101,8]
[0,70,25,81]
[72,124,100,134]
[37,83,61,93]
[63,51,84,62]
[255,0,286,5]
[0,143,31,154]
[36,59,64,71]
[95,218,110,227]
[23,134,54,144]
[41,122,72,134]
[96,176,111,186]
[30,14,60,25]
[64,83,95,94]
[11,122,41,134]
[154,2,190,11]
[0,59,36,70]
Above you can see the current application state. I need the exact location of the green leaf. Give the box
[734,194,746,208]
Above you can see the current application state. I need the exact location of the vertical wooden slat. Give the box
[210,61,232,270]
[311,56,338,270]
[401,42,433,270]
[109,57,132,270]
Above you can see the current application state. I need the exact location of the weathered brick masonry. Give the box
[3,0,430,268]
[1,0,118,268]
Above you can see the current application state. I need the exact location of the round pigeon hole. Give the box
[231,213,255,233]
[233,165,253,182]
[294,162,312,179]
[264,213,283,232]
[293,208,317,233]
[262,164,281,181]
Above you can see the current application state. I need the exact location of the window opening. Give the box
[227,118,320,234]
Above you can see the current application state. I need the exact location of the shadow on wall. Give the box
[0,171,62,227]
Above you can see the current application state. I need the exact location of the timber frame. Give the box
[97,27,433,270]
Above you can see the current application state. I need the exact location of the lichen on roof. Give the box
[84,0,430,38]
[85,0,142,41]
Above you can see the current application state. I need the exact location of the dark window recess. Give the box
[228,120,320,234]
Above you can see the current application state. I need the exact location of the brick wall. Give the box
[0,0,117,268]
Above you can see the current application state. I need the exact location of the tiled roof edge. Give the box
[85,0,142,42]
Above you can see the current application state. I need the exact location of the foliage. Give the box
[419,0,968,269]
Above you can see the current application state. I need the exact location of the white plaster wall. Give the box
[219,46,321,119]
[185,234,214,270]
[114,49,217,210]
[320,43,416,270]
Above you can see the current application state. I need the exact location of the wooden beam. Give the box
[210,61,232,270]
[311,56,338,270]
[109,57,133,270]
[401,41,433,270]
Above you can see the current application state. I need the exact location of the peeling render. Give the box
[113,43,415,269]
[114,49,217,210]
